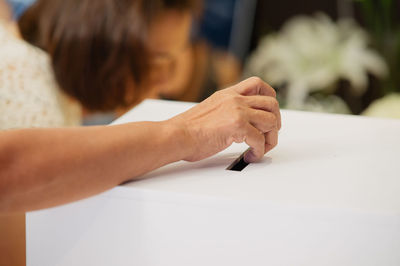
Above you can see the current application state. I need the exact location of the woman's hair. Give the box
[19,0,198,111]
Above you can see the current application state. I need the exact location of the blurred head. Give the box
[19,0,198,111]
[147,9,193,94]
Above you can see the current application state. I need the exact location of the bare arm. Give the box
[0,0,12,21]
[0,77,281,214]
[0,121,188,213]
[0,0,20,37]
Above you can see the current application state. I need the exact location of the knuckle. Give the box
[260,112,271,124]
[273,139,278,147]
[270,136,278,147]
[262,112,277,127]
[270,87,277,98]
[270,98,279,110]
[230,94,243,105]
[231,103,243,114]
[270,141,278,150]
[267,132,279,149]
[249,76,263,84]
[270,113,278,124]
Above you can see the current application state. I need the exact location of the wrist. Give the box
[162,117,195,162]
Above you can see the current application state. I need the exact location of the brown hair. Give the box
[19,0,198,111]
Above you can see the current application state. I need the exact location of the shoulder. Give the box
[0,23,78,129]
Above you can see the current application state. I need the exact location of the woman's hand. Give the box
[169,77,281,163]
[0,77,280,213]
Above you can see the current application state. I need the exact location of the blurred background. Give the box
[5,0,400,120]
[197,0,400,118]
[247,0,400,117]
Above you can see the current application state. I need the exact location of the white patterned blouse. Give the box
[0,21,82,130]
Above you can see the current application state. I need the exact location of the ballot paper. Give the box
[27,99,400,266]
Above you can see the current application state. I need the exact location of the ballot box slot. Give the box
[226,151,249,171]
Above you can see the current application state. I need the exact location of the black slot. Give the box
[226,152,249,171]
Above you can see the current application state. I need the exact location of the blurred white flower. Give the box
[302,94,351,114]
[362,93,400,119]
[245,13,388,109]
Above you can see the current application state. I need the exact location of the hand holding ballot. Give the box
[169,77,281,163]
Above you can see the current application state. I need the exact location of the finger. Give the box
[234,77,276,98]
[244,95,282,130]
[242,123,266,163]
[265,129,279,154]
[246,109,277,133]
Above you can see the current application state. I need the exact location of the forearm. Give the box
[0,77,281,214]
[0,121,188,213]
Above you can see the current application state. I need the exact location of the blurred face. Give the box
[147,10,192,92]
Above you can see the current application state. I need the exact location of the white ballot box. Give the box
[27,99,400,266]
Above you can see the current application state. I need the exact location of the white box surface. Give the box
[27,100,400,266]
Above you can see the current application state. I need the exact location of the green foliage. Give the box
[355,0,400,93]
